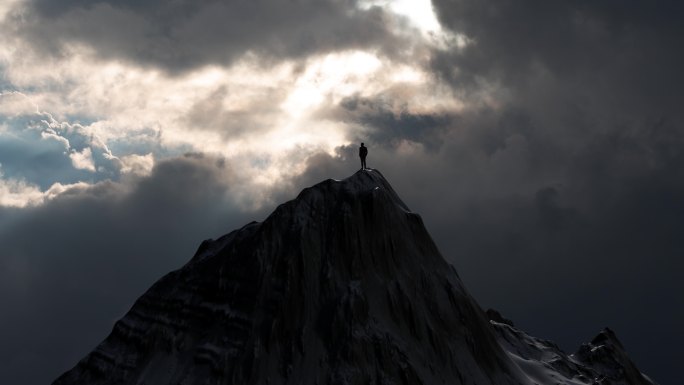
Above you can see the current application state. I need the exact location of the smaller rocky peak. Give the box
[589,327,625,351]
[574,328,655,385]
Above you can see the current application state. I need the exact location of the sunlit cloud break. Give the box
[0,0,462,208]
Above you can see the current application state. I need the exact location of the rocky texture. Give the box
[490,319,656,384]
[574,328,655,385]
[54,169,655,385]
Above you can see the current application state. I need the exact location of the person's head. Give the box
[361,143,365,147]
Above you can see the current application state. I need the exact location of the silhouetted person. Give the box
[359,143,368,170]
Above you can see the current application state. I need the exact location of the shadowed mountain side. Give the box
[53,169,654,385]
[489,312,656,385]
[53,169,522,384]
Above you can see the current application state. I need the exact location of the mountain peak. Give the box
[572,328,654,384]
[293,168,410,211]
[589,327,624,350]
[54,171,656,385]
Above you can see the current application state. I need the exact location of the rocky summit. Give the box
[54,169,656,385]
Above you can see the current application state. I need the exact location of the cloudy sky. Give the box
[1,0,682,383]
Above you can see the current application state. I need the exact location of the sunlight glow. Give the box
[0,0,22,21]
[282,51,382,118]
[360,0,442,33]
[0,20,468,207]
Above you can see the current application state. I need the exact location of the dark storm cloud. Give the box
[431,0,684,88]
[0,154,280,385]
[430,0,684,123]
[348,1,684,382]
[14,0,401,72]
[329,94,452,151]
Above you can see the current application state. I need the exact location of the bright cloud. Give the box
[0,164,92,207]
[0,173,43,207]
[0,0,465,207]
[120,153,154,176]
[69,147,96,172]
[361,0,441,33]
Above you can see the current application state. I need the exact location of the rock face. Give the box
[53,169,655,385]
[489,317,656,385]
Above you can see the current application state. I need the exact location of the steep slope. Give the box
[54,169,523,385]
[54,169,655,385]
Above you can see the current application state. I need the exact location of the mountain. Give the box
[54,169,655,385]
[487,310,656,384]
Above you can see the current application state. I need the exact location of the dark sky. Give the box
[1,1,683,384]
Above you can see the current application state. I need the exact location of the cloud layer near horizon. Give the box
[0,154,274,382]
[1,0,683,384]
